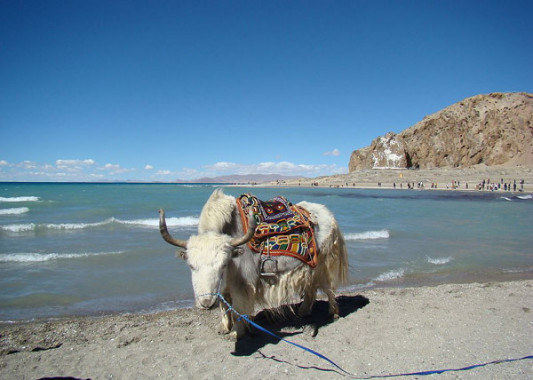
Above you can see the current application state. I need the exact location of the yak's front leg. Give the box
[219,290,234,335]
[227,287,255,341]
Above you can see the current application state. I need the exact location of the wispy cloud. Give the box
[101,163,133,174]
[56,159,95,167]
[0,157,347,181]
[323,148,340,156]
[202,161,346,178]
[0,159,134,181]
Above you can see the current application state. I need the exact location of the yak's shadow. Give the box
[232,295,369,356]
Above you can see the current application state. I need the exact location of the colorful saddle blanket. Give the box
[236,193,318,268]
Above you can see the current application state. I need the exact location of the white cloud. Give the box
[20,161,37,169]
[323,148,340,156]
[0,157,347,182]
[101,163,133,174]
[56,159,95,168]
[200,160,345,178]
[55,159,96,173]
[211,162,237,170]
[104,163,120,170]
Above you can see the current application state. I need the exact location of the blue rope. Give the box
[359,355,533,378]
[212,292,533,378]
[215,292,355,376]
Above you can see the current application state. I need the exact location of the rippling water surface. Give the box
[1,183,532,321]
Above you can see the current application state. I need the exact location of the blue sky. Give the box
[1,1,532,182]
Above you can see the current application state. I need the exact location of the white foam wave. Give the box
[0,196,40,203]
[0,251,125,263]
[1,216,199,233]
[1,223,36,232]
[427,256,453,265]
[517,194,532,200]
[115,216,199,228]
[0,207,29,215]
[345,230,389,241]
[44,219,113,230]
[375,269,405,282]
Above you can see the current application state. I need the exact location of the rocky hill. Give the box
[349,92,533,171]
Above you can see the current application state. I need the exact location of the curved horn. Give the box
[159,209,188,248]
[230,213,257,247]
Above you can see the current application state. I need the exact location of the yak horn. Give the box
[159,209,188,248]
[230,213,257,247]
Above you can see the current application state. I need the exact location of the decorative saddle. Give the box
[236,193,318,268]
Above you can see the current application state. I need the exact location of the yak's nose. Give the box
[197,295,216,309]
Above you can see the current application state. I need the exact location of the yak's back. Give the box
[198,189,236,234]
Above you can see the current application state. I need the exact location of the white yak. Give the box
[159,189,348,340]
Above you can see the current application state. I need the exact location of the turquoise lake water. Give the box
[1,183,532,321]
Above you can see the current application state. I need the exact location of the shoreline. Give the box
[2,267,532,328]
[1,279,532,379]
[262,165,533,192]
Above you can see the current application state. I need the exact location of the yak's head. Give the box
[158,209,255,310]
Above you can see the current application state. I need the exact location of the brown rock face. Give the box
[349,92,533,171]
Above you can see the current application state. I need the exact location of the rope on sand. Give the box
[212,292,533,378]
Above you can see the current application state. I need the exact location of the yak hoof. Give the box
[227,331,239,342]
[303,325,318,337]
[218,324,231,335]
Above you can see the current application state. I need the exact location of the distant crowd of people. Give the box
[275,178,526,192]
[476,178,524,192]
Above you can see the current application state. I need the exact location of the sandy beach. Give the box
[1,279,532,379]
[271,165,533,192]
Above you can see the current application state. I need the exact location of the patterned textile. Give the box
[236,193,318,268]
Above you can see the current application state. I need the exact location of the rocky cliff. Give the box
[349,92,533,171]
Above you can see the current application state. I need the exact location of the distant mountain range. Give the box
[175,174,304,184]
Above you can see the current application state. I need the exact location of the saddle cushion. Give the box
[236,193,318,268]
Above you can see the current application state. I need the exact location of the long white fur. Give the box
[181,188,349,339]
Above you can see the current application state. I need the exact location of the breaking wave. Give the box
[0,223,36,232]
[0,207,29,215]
[0,251,125,263]
[374,269,405,282]
[0,196,40,203]
[0,216,199,233]
[427,256,453,265]
[345,230,390,241]
[116,216,199,228]
[500,194,532,201]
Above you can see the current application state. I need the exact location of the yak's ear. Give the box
[231,246,245,258]
[175,249,187,260]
